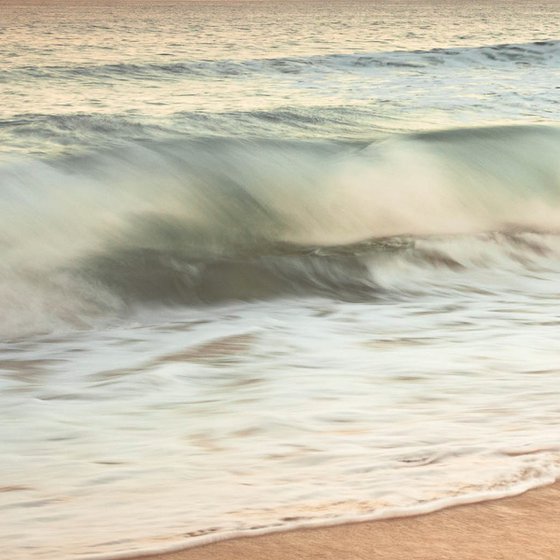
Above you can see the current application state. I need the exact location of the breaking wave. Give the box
[1,124,560,336]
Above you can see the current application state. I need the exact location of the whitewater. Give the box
[1,0,560,558]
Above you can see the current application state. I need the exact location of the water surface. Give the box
[1,1,560,558]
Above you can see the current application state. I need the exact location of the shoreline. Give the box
[126,481,560,560]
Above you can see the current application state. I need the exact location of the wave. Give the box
[0,108,385,154]
[1,124,559,336]
[3,40,558,82]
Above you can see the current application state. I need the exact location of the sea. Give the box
[1,0,560,558]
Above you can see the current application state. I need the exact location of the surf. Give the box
[0,124,559,336]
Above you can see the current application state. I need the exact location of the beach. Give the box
[2,1,560,558]
[135,482,560,560]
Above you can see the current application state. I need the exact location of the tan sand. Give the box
[133,482,560,560]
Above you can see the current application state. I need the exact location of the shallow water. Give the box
[1,1,560,558]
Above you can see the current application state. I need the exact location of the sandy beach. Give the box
[133,482,560,560]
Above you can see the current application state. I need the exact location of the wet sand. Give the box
[132,482,560,560]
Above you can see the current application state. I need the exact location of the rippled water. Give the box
[1,1,560,558]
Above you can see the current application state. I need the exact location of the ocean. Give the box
[1,0,560,557]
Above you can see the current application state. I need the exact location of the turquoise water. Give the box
[1,1,560,558]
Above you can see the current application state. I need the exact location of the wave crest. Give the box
[3,40,558,81]
[1,124,559,336]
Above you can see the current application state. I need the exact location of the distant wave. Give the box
[3,40,558,82]
[0,108,384,154]
[1,124,559,336]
